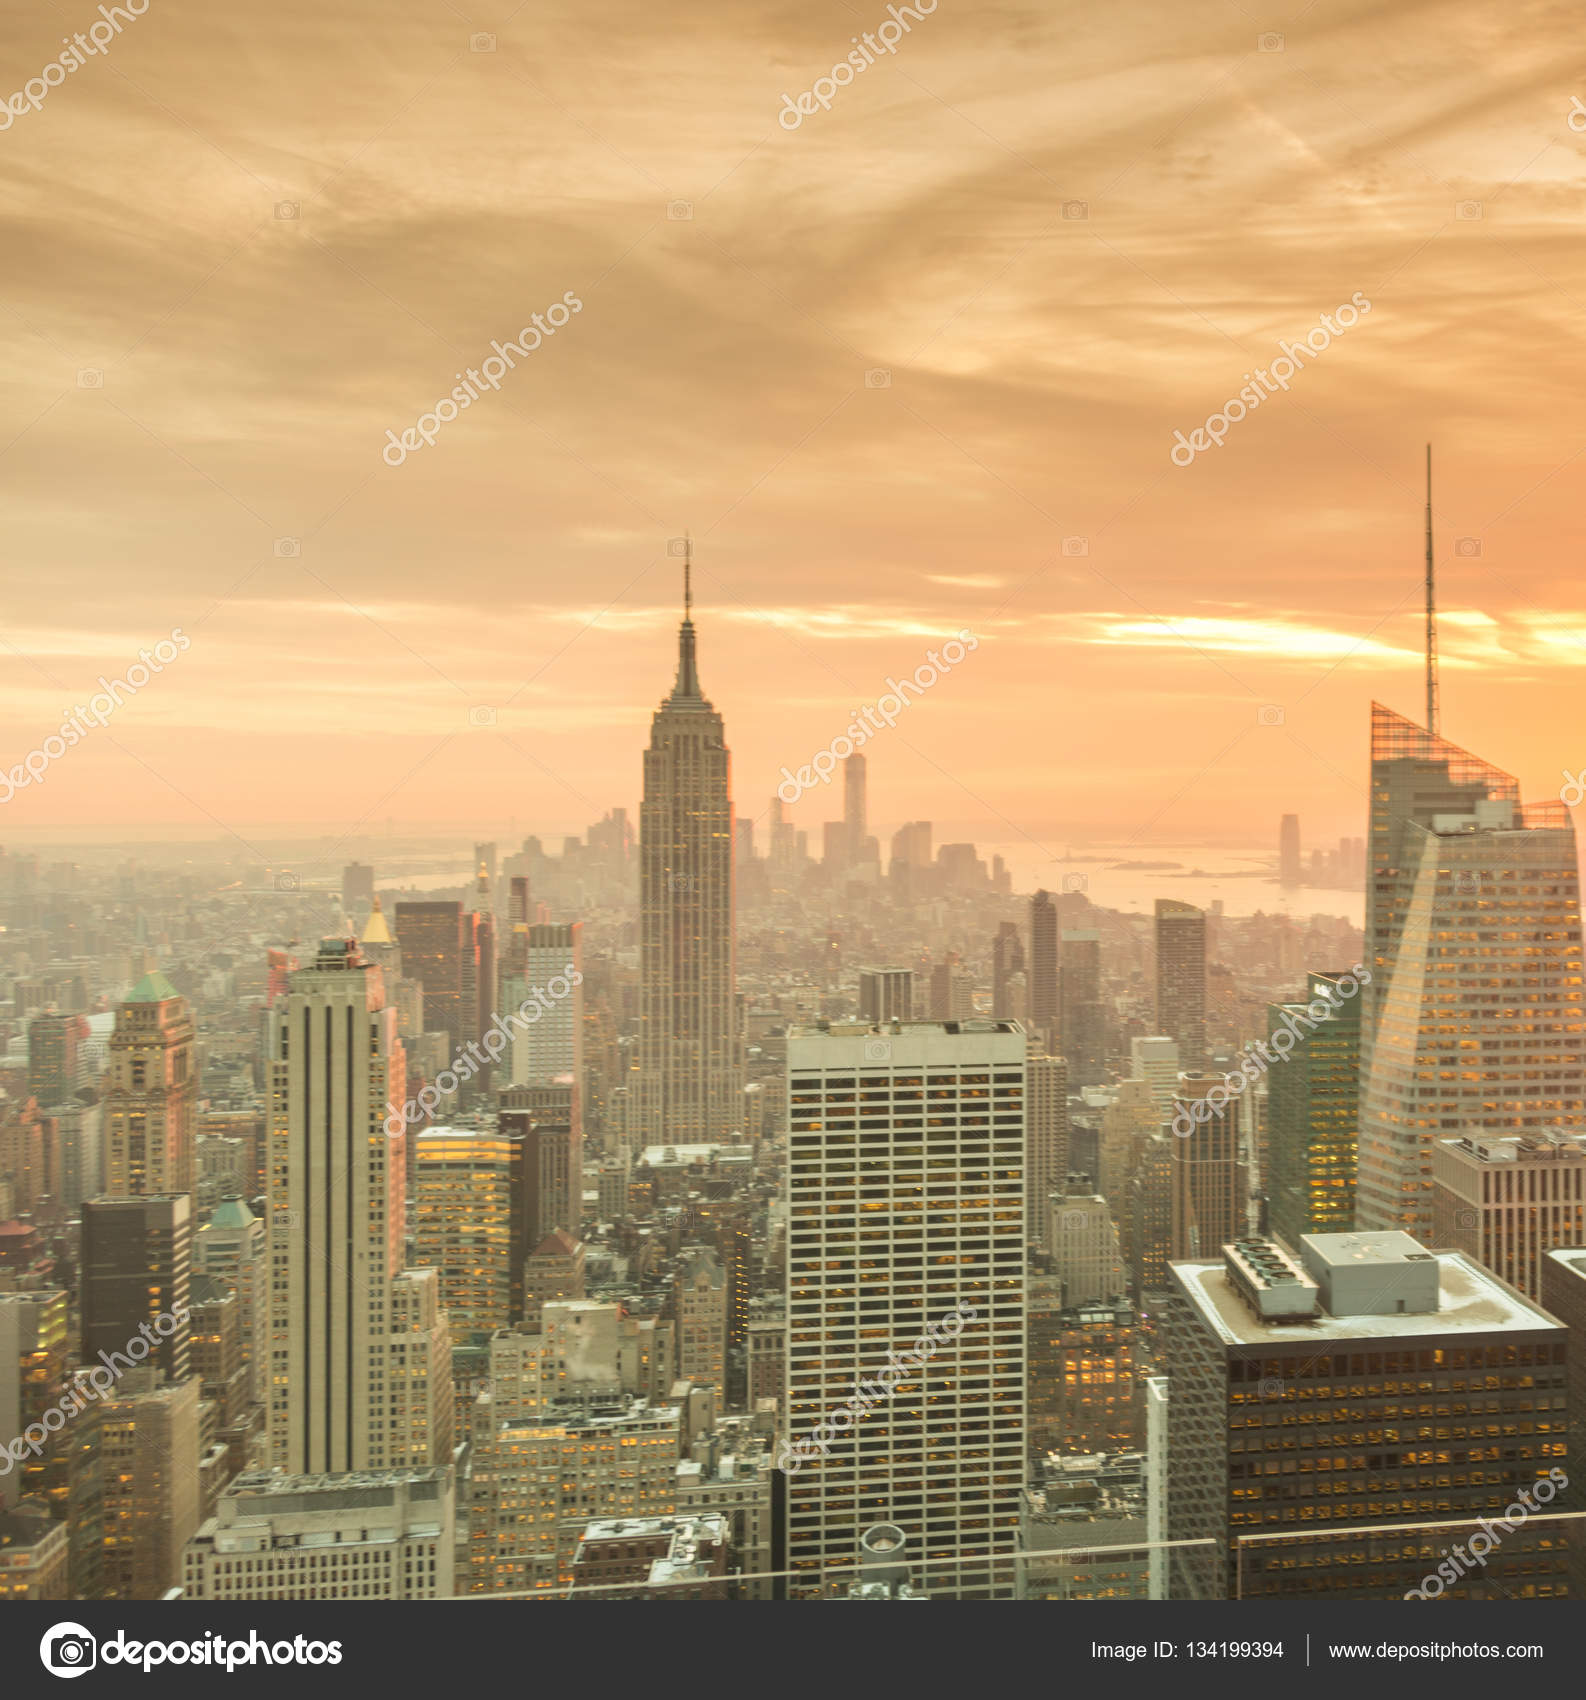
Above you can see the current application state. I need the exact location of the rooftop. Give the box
[1172,1247,1557,1346]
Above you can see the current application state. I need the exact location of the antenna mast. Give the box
[1425,444,1439,736]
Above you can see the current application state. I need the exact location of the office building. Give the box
[267,939,451,1474]
[1029,890,1059,1041]
[194,1196,268,1410]
[341,861,375,921]
[1128,1036,1181,1123]
[1279,814,1301,887]
[1265,971,1360,1247]
[0,1506,69,1600]
[393,901,471,1058]
[1026,1287,1141,1458]
[634,554,741,1143]
[1049,1179,1128,1307]
[1359,705,1586,1240]
[1162,1231,1570,1600]
[992,923,1026,1019]
[1059,930,1106,1085]
[28,1010,87,1107]
[858,967,913,1024]
[786,1021,1026,1597]
[0,1290,69,1512]
[103,971,196,1197]
[1170,1075,1245,1260]
[498,1083,580,1245]
[1154,901,1206,1071]
[413,1127,528,1333]
[570,1513,729,1599]
[468,1395,680,1594]
[1025,1052,1068,1251]
[183,1467,454,1600]
[675,1246,727,1396]
[1433,1134,1586,1301]
[99,1374,201,1600]
[81,1193,192,1386]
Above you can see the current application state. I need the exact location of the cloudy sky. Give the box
[3,0,1584,857]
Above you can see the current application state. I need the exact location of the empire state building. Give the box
[634,547,742,1141]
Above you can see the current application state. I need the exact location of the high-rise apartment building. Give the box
[1265,971,1360,1247]
[1163,1231,1570,1600]
[1432,1133,1586,1300]
[267,939,450,1474]
[634,559,741,1143]
[785,1021,1026,1597]
[1154,900,1206,1071]
[103,972,196,1197]
[81,1193,192,1386]
[1359,705,1586,1240]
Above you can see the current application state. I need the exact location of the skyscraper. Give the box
[635,551,741,1143]
[991,922,1025,1018]
[1358,704,1586,1240]
[843,751,867,866]
[1170,1075,1244,1259]
[1025,1051,1068,1250]
[1154,900,1206,1071]
[80,1194,192,1386]
[393,901,470,1057]
[1059,929,1105,1084]
[1265,971,1359,1246]
[266,938,452,1474]
[785,1021,1026,1598]
[103,972,196,1198]
[1029,890,1059,1041]
[1278,814,1301,886]
[858,967,913,1024]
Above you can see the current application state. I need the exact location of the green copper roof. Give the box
[125,970,180,1003]
[208,1196,256,1229]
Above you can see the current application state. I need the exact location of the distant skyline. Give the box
[4,0,1584,843]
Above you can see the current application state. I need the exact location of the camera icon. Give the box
[1062,536,1088,556]
[1061,872,1088,894]
[275,201,299,220]
[1062,200,1088,220]
[40,1623,97,1677]
[274,871,300,892]
[277,1208,300,1229]
[865,369,891,388]
[668,537,690,557]
[862,1038,892,1063]
[1258,32,1284,51]
[1258,704,1285,726]
[1454,536,1481,557]
[1457,200,1482,219]
[1561,769,1586,809]
[668,872,695,892]
[469,705,497,727]
[1456,1207,1479,1230]
[77,369,103,389]
[1059,1208,1088,1232]
[667,200,693,221]
[470,32,495,51]
[274,537,300,557]
[1455,869,1479,895]
[1570,95,1586,133]
[1258,1375,1285,1397]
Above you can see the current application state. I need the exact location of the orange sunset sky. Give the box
[2,0,1584,853]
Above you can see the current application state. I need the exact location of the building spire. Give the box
[671,532,701,701]
[1425,443,1439,736]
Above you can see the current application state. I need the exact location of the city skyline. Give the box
[3,3,1586,843]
